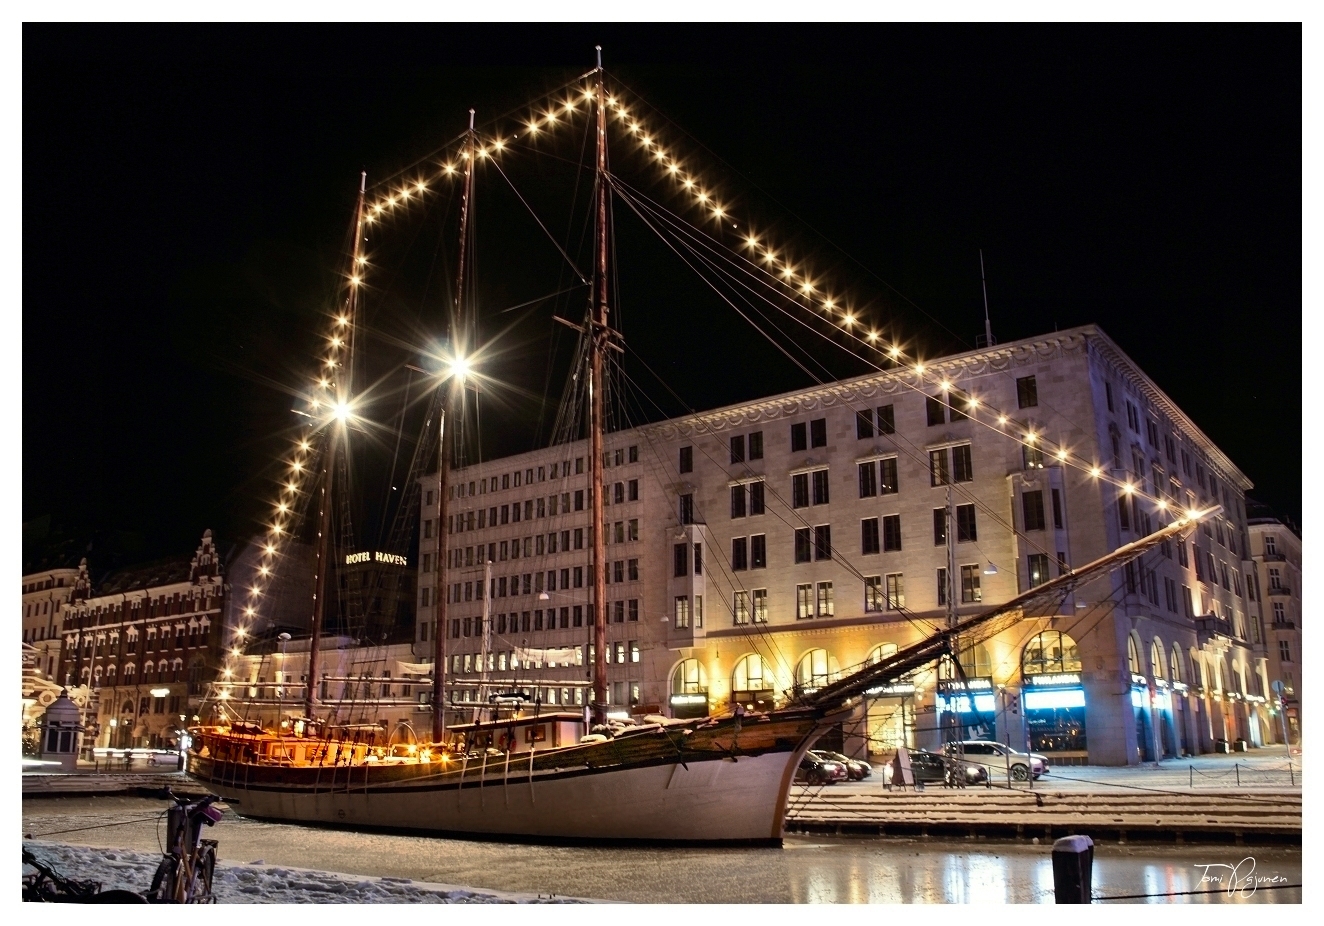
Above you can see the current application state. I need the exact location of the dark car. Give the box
[796,752,848,785]
[811,749,872,781]
[907,749,988,786]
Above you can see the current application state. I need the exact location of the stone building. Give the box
[414,324,1268,766]
[1247,512,1302,744]
[22,564,82,683]
[57,530,230,750]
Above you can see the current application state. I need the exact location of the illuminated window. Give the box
[1023,631,1083,676]
[671,658,707,694]
[795,648,840,691]
[732,654,770,694]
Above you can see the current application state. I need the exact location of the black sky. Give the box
[23,24,1301,568]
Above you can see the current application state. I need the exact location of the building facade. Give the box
[57,530,230,750]
[22,564,82,684]
[414,325,1271,765]
[1248,514,1302,744]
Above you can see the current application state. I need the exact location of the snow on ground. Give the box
[23,841,589,903]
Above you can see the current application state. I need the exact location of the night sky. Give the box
[22,24,1301,572]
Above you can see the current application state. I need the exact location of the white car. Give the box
[942,740,1048,781]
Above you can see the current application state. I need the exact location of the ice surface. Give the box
[23,841,585,904]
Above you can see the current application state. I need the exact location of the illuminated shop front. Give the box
[864,644,917,755]
[1022,631,1087,754]
[936,644,996,741]
[669,658,709,720]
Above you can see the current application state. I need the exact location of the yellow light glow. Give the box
[299,441,310,451]
[940,380,951,391]
[244,607,255,616]
[259,565,270,576]
[696,192,708,202]
[415,182,426,192]
[800,282,815,294]
[867,330,879,342]
[746,235,759,247]
[444,164,456,174]
[285,482,296,492]
[889,346,901,359]
[682,178,693,188]
[527,122,538,133]
[1123,483,1134,494]
[350,276,361,286]
[1056,449,1067,461]
[331,337,342,348]
[1158,499,1168,509]
[915,363,925,374]
[223,667,232,677]
[968,397,979,407]
[278,502,289,513]
[332,401,352,421]
[1186,508,1199,520]
[355,256,366,265]
[843,314,856,327]
[1025,432,1037,443]
[998,414,1008,425]
[1090,467,1102,478]
[266,542,276,553]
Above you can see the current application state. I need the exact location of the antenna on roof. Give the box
[978,249,995,348]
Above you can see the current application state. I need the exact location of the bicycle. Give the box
[22,848,147,903]
[146,789,224,904]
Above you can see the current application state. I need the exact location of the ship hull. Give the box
[187,711,827,844]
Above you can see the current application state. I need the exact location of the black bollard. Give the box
[1051,835,1094,903]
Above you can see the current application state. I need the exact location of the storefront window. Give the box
[1169,646,1183,684]
[939,643,992,679]
[794,649,840,691]
[1151,639,1165,680]
[671,658,707,695]
[1022,631,1086,754]
[1127,636,1142,676]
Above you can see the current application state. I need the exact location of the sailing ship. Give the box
[187,52,1216,843]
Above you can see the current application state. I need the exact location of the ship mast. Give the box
[307,169,367,721]
[432,110,477,743]
[589,47,611,725]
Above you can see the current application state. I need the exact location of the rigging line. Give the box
[489,157,588,283]
[614,187,1064,566]
[496,283,590,315]
[610,182,824,385]
[608,77,971,348]
[610,181,847,384]
[366,71,593,191]
[613,184,1108,561]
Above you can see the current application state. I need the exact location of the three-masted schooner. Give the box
[187,52,1216,844]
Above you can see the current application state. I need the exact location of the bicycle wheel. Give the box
[85,889,149,903]
[188,844,217,904]
[148,855,177,902]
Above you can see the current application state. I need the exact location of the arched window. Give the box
[1150,638,1164,679]
[124,662,136,680]
[1213,657,1225,692]
[1127,635,1142,675]
[795,649,840,690]
[1023,631,1082,676]
[143,660,154,678]
[106,663,116,681]
[866,643,899,666]
[940,643,992,679]
[732,654,771,693]
[121,700,134,715]
[1169,645,1183,684]
[172,658,184,681]
[1188,649,1203,689]
[671,658,707,695]
[93,665,103,687]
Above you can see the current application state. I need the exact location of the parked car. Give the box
[942,740,1049,781]
[907,749,988,786]
[796,753,848,785]
[811,749,872,781]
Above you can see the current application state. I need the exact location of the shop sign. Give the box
[669,694,708,706]
[1027,673,1081,688]
[938,677,992,692]
[937,692,996,714]
[865,682,916,696]
[1024,688,1085,710]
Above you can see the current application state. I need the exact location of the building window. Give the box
[1278,640,1291,663]
[679,446,693,473]
[749,431,763,459]
[814,525,832,561]
[749,480,765,515]
[856,409,874,439]
[1027,553,1051,588]
[879,458,898,494]
[1022,631,1082,675]
[865,576,884,612]
[937,567,948,607]
[929,449,949,486]
[673,543,688,578]
[791,422,807,452]
[1265,535,1277,555]
[752,588,768,623]
[885,573,905,610]
[674,596,690,629]
[794,528,811,563]
[731,484,747,518]
[1268,567,1281,590]
[956,504,977,542]
[730,434,745,464]
[882,514,902,552]
[861,518,880,555]
[731,537,748,571]
[810,417,827,448]
[679,493,694,525]
[952,444,973,483]
[796,584,813,619]
[1017,375,1038,409]
[1272,601,1285,623]
[629,599,639,621]
[694,543,704,576]
[877,405,895,434]
[751,534,766,569]
[792,473,809,509]
[933,508,947,546]
[733,591,750,625]
[926,394,946,426]
[1022,491,1046,531]
[859,461,877,498]
[1023,444,1044,469]
[816,581,834,617]
[1051,488,1064,529]
[812,469,830,505]
[960,564,982,603]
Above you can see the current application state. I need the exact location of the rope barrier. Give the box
[1094,883,1301,902]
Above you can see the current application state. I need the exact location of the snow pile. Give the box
[23,842,588,903]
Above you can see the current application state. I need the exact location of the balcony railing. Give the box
[1268,585,1292,596]
[1271,620,1296,631]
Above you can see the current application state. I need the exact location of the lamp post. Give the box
[277,632,292,728]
